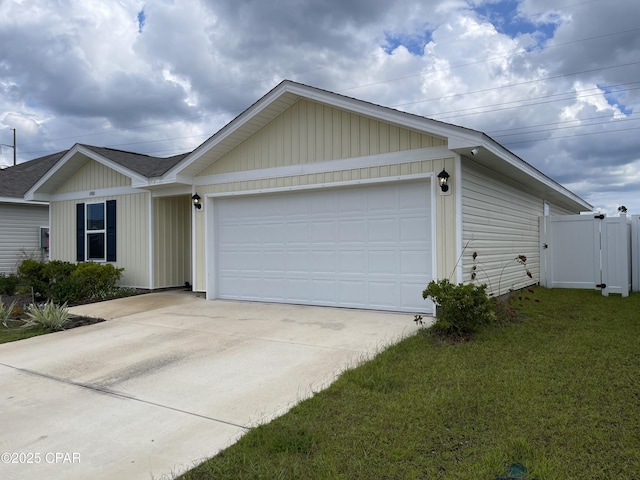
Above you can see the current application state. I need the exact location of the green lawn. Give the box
[0,319,48,344]
[180,288,640,480]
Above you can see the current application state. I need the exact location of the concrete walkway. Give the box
[0,291,421,480]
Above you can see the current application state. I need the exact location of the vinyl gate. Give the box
[540,214,632,297]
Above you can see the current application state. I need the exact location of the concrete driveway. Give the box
[0,291,420,480]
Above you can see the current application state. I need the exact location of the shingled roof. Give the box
[0,150,67,199]
[80,145,189,178]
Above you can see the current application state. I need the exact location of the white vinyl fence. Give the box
[540,214,633,297]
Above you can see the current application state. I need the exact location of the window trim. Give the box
[86,202,106,262]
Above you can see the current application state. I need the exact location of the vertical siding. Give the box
[0,204,49,273]
[56,157,131,193]
[461,161,542,295]
[197,99,446,176]
[153,196,191,288]
[192,157,456,291]
[50,192,151,288]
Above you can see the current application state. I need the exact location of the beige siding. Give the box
[50,192,151,288]
[197,99,446,176]
[0,204,49,273]
[192,157,456,291]
[153,196,191,288]
[56,157,131,194]
[461,161,542,295]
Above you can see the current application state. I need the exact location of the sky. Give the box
[0,0,639,214]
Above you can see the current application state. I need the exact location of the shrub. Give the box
[0,297,17,327]
[49,276,87,305]
[71,262,124,299]
[23,301,70,332]
[17,259,49,298]
[0,273,19,296]
[420,279,495,339]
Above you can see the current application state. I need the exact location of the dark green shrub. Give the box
[421,279,495,339]
[42,260,77,285]
[49,276,87,305]
[71,262,124,299]
[17,259,49,298]
[0,273,19,296]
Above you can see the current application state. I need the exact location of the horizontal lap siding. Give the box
[462,161,542,295]
[0,204,49,273]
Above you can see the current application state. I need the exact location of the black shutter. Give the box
[76,203,85,262]
[106,200,117,262]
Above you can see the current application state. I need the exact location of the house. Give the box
[26,81,592,313]
[0,151,66,273]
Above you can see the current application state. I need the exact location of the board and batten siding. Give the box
[55,156,132,193]
[50,192,151,288]
[193,156,457,292]
[198,99,447,176]
[461,161,542,295]
[153,195,191,288]
[0,203,49,273]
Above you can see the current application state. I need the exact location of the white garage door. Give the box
[213,180,433,312]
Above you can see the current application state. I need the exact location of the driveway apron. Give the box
[0,291,420,480]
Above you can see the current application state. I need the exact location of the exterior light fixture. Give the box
[437,169,450,193]
[192,193,202,210]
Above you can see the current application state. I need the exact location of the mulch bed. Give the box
[2,294,107,331]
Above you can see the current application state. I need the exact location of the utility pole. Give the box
[1,128,16,166]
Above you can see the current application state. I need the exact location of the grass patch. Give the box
[180,288,640,479]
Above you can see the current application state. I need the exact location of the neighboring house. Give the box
[0,151,65,273]
[26,81,592,313]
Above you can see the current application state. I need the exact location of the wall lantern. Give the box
[437,169,450,193]
[192,193,202,210]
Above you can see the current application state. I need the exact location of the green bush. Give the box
[0,273,19,296]
[71,262,124,299]
[49,276,87,305]
[17,259,49,298]
[421,279,495,339]
[16,259,125,304]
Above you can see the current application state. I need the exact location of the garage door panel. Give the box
[401,251,430,274]
[214,181,432,312]
[368,250,398,274]
[311,279,337,303]
[310,250,337,273]
[400,217,429,241]
[369,218,398,242]
[338,250,367,274]
[339,220,366,242]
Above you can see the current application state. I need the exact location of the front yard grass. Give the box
[180,287,640,480]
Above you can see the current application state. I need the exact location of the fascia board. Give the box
[78,146,148,184]
[166,83,296,180]
[471,139,592,210]
[0,196,48,205]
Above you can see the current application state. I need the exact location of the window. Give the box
[77,200,116,262]
[86,203,106,261]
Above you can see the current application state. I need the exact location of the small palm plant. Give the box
[23,301,70,332]
[0,297,17,328]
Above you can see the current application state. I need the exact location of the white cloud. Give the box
[0,0,639,214]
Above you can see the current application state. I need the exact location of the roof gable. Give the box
[25,144,189,201]
[0,150,66,202]
[166,80,478,182]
